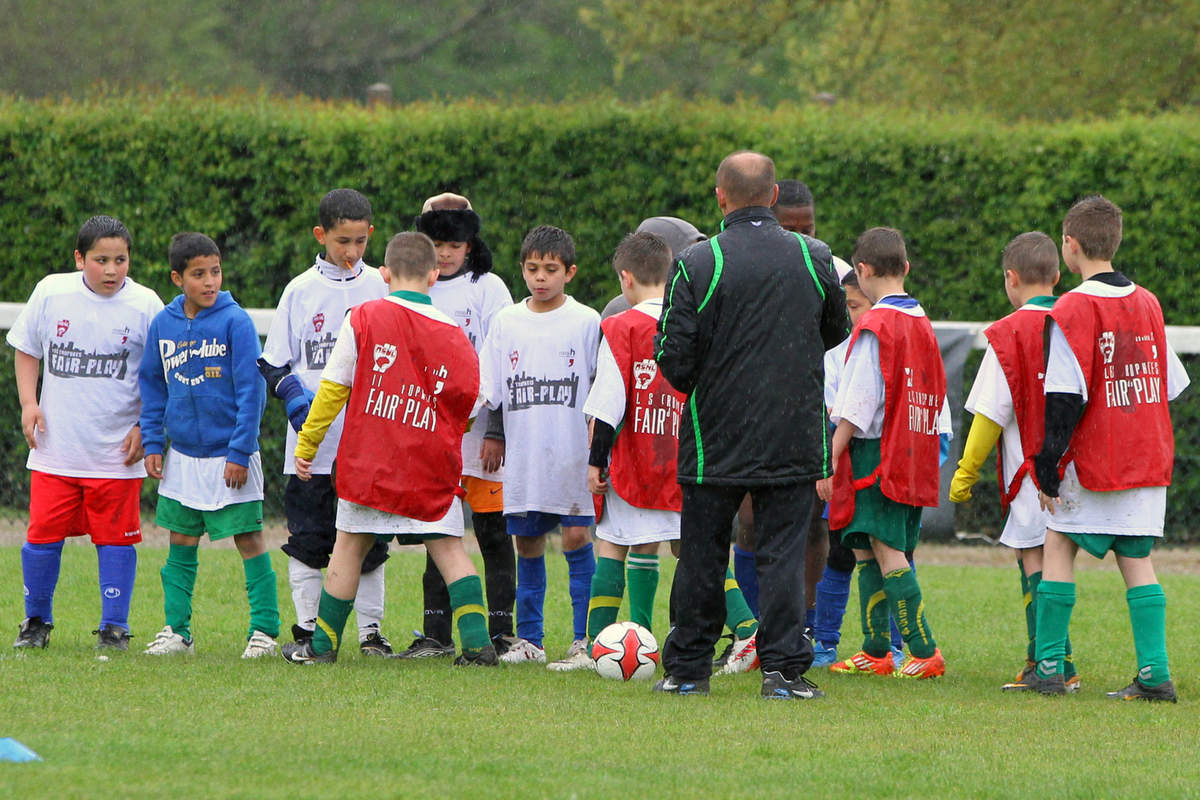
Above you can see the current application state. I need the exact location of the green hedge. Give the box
[0,92,1197,536]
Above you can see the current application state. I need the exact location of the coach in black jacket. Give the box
[654,150,849,697]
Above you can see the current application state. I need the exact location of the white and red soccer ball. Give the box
[591,622,659,681]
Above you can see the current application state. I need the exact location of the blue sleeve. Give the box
[226,311,266,466]
[938,432,951,466]
[138,317,168,456]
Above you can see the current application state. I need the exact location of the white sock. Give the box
[356,563,386,641]
[288,558,322,631]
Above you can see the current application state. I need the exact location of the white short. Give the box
[595,489,679,547]
[998,477,1050,550]
[159,449,264,510]
[335,497,465,537]
[1048,464,1166,537]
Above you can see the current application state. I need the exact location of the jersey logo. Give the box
[560,347,576,367]
[904,366,913,387]
[633,358,657,390]
[313,313,325,333]
[103,587,121,599]
[373,343,397,373]
[112,326,130,344]
[56,319,70,337]
[1098,331,1115,364]
[509,349,520,368]
[430,364,448,395]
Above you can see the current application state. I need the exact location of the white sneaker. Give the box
[718,632,760,675]
[143,625,194,655]
[241,630,279,659]
[498,637,546,664]
[547,639,594,672]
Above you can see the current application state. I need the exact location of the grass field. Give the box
[2,540,1198,799]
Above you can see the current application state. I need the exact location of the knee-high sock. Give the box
[626,553,659,632]
[448,575,490,653]
[1035,580,1074,678]
[587,556,625,641]
[161,543,199,640]
[287,557,322,631]
[421,552,452,643]
[21,541,63,623]
[857,560,891,657]
[1020,561,1035,661]
[1127,583,1170,686]
[732,545,758,618]
[312,588,354,655]
[516,554,546,648]
[474,511,515,639]
[888,557,916,651]
[242,552,280,639]
[96,545,136,630]
[355,562,385,640]
[723,568,758,639]
[883,566,935,658]
[813,565,851,646]
[564,543,596,641]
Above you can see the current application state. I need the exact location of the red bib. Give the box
[829,305,945,530]
[1050,285,1173,490]
[594,307,684,517]
[336,298,479,521]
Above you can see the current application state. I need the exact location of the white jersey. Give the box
[430,270,513,479]
[260,258,387,475]
[479,295,600,516]
[6,272,162,479]
[823,337,849,411]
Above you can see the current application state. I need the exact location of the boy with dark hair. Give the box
[259,188,393,656]
[950,231,1081,691]
[140,232,278,658]
[479,224,600,664]
[9,215,163,650]
[396,192,516,659]
[1029,196,1189,700]
[772,179,815,236]
[820,226,950,679]
[281,232,496,666]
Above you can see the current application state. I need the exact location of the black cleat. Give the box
[394,631,455,659]
[281,641,337,664]
[453,644,499,666]
[653,675,710,696]
[1107,676,1177,703]
[94,624,131,651]
[14,617,52,649]
[491,633,519,656]
[761,670,825,700]
[1007,670,1066,695]
[712,634,734,668]
[359,631,394,657]
[291,624,313,646]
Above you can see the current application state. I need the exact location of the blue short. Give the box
[506,511,594,537]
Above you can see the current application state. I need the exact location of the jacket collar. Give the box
[719,205,776,231]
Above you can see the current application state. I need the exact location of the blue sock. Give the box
[97,545,137,630]
[813,566,851,646]
[516,555,546,648]
[733,545,759,618]
[21,541,64,624]
[563,543,596,641]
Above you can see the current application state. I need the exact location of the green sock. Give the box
[448,575,490,653]
[1127,583,1170,686]
[857,560,891,658]
[1025,568,1040,663]
[312,589,354,655]
[586,557,625,641]
[626,554,659,632]
[1034,580,1074,678]
[723,568,758,639]
[161,542,199,641]
[883,566,936,658]
[242,552,280,639]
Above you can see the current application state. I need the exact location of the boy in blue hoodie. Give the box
[139,232,277,658]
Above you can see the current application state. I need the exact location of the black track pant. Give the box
[422,510,515,642]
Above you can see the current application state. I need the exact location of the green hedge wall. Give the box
[0,93,1197,537]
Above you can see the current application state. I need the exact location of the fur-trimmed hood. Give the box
[414,206,494,281]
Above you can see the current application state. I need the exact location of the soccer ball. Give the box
[591,622,659,681]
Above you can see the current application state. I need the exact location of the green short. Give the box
[1064,532,1156,560]
[840,438,923,554]
[374,533,450,546]
[156,495,263,541]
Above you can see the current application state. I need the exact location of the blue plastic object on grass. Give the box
[0,738,42,762]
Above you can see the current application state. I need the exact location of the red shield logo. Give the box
[509,349,519,368]
[56,320,69,337]
[313,313,325,333]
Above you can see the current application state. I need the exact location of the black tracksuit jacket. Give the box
[654,206,850,486]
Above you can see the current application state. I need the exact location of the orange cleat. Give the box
[895,648,946,679]
[829,649,895,676]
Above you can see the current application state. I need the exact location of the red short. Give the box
[27,471,143,546]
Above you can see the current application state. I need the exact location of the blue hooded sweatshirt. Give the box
[139,291,266,466]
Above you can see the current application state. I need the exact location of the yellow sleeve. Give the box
[295,380,351,460]
[948,413,1003,503]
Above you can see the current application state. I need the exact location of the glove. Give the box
[949,413,1001,503]
[277,374,315,433]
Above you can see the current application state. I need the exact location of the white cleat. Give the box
[143,625,195,656]
[241,630,279,659]
[718,632,760,675]
[498,637,547,664]
[547,639,595,672]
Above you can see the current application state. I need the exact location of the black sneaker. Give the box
[1008,670,1066,696]
[359,631,393,657]
[13,617,52,649]
[1106,676,1177,703]
[712,634,735,668]
[280,641,337,664]
[652,675,710,696]
[453,644,499,666]
[94,624,131,651]
[492,633,519,656]
[762,670,825,700]
[394,630,455,659]
[291,624,313,646]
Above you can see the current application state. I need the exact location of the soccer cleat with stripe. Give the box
[653,675,710,695]
[394,631,455,659]
[1106,676,1177,703]
[14,617,53,649]
[895,648,945,679]
[497,637,546,664]
[762,671,825,700]
[241,630,279,659]
[143,625,194,655]
[547,638,594,672]
[359,631,394,657]
[280,641,337,664]
[829,649,895,676]
[718,632,759,675]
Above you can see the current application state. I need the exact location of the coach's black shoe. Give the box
[712,634,735,668]
[291,624,313,646]
[1106,676,1177,703]
[359,631,394,657]
[281,641,336,665]
[394,631,455,659]
[762,670,825,700]
[454,645,499,667]
[94,624,131,651]
[13,617,52,649]
[653,675,710,696]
